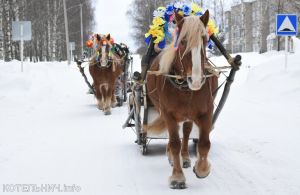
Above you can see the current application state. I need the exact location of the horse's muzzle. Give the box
[187,77,205,91]
[100,59,108,67]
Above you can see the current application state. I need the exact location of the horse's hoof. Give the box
[182,159,191,168]
[169,181,186,189]
[111,101,117,108]
[104,110,111,115]
[193,165,210,179]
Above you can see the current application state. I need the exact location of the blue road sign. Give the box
[276,14,298,36]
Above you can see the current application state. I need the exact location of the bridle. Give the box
[172,37,207,90]
[96,42,128,70]
[96,42,111,68]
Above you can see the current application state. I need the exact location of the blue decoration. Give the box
[145,35,152,46]
[182,4,191,16]
[158,39,166,49]
[207,39,214,50]
[166,4,174,15]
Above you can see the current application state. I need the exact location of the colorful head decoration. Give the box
[207,19,218,37]
[145,6,168,48]
[86,40,93,48]
[173,2,184,13]
[173,2,191,16]
[145,2,219,50]
[165,4,175,22]
[191,3,203,16]
[153,7,166,18]
[85,33,115,50]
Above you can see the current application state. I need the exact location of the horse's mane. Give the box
[159,16,207,74]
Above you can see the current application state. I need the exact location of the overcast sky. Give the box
[93,0,235,53]
[93,0,136,51]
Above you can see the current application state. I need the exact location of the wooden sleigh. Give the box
[122,34,242,154]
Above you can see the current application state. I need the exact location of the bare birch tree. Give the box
[0,0,95,62]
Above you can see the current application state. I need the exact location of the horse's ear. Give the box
[106,34,111,41]
[96,34,101,41]
[200,10,209,27]
[175,12,184,30]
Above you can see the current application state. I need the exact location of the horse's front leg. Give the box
[181,121,193,168]
[167,121,192,168]
[163,112,186,189]
[193,112,212,178]
[95,83,103,110]
[103,87,112,115]
[111,84,117,108]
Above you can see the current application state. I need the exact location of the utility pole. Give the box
[20,23,23,72]
[63,0,70,65]
[80,3,83,57]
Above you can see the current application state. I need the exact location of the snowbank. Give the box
[0,39,300,194]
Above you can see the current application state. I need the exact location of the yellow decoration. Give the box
[178,10,184,16]
[145,16,166,43]
[191,3,202,15]
[207,19,219,36]
[152,17,165,27]
[145,27,165,43]
[157,6,166,12]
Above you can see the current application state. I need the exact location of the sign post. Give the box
[12,21,32,72]
[276,14,298,71]
[69,42,75,61]
[20,23,23,72]
[0,31,3,60]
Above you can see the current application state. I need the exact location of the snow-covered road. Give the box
[1,42,300,194]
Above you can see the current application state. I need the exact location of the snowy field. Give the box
[1,39,300,195]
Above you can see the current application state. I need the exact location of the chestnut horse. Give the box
[146,10,218,189]
[89,34,123,115]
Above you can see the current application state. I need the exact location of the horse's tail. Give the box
[146,117,166,135]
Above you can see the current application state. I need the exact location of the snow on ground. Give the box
[0,39,300,195]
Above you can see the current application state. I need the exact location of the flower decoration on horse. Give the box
[144,2,219,51]
[145,7,168,49]
[86,33,114,49]
[85,33,115,63]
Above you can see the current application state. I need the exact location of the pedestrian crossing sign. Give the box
[276,14,298,36]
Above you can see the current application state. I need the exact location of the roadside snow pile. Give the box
[211,38,300,195]
[0,61,83,103]
[0,39,299,195]
[243,37,300,102]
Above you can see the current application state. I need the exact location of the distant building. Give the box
[224,0,297,53]
[233,2,253,53]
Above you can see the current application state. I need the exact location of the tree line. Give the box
[127,0,300,55]
[0,0,95,62]
[126,0,228,55]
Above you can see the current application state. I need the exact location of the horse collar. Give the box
[166,69,190,91]
[166,76,190,91]
[96,61,112,69]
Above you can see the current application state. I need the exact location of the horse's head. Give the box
[159,10,209,91]
[96,34,113,67]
